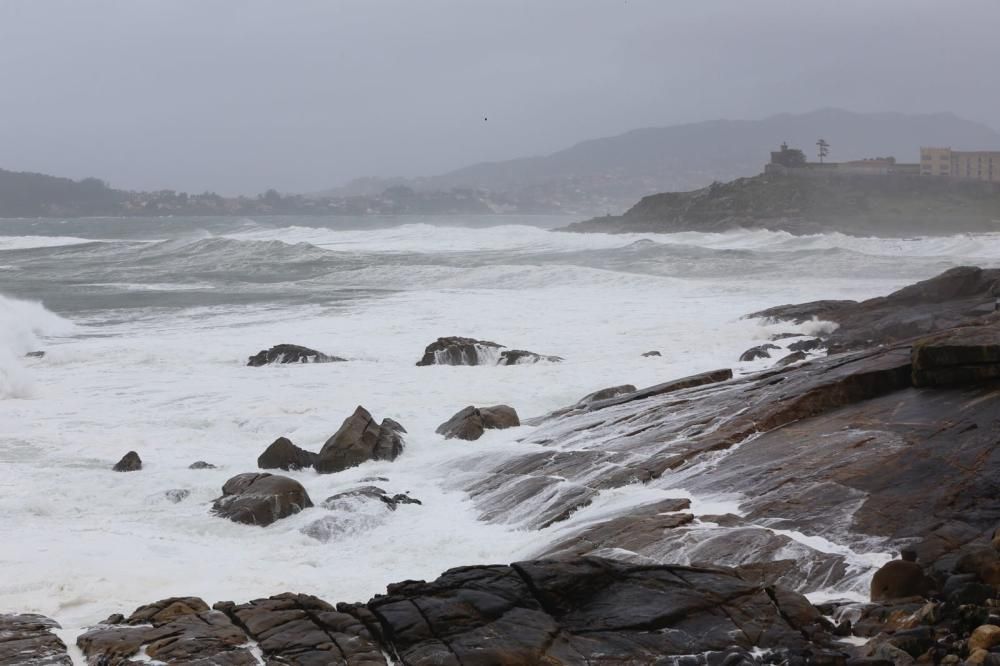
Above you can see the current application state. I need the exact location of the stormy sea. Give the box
[2,214,1000,652]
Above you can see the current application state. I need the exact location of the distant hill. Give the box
[324,109,1000,214]
[561,170,1000,237]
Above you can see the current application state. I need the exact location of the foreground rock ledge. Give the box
[54,557,843,665]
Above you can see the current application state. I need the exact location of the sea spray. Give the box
[0,294,73,398]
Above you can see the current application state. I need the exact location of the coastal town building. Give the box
[765,143,918,176]
[920,147,1000,183]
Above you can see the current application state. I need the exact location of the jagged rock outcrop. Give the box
[215,593,386,665]
[247,343,346,367]
[416,336,562,366]
[435,404,520,441]
[211,473,313,526]
[112,450,141,472]
[0,614,71,665]
[748,266,1000,352]
[55,555,854,664]
[314,406,405,474]
[257,436,316,471]
[77,597,256,665]
[465,280,1000,593]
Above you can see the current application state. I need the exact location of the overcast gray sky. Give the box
[1,0,998,194]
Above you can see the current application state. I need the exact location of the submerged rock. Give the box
[739,343,779,361]
[211,472,312,526]
[0,613,71,665]
[416,336,562,366]
[247,343,346,367]
[498,349,564,365]
[641,350,661,357]
[112,451,142,472]
[257,436,316,471]
[314,406,405,474]
[436,404,520,441]
[163,489,190,503]
[303,486,422,542]
[189,460,216,469]
[24,350,45,358]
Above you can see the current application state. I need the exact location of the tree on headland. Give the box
[817,138,830,163]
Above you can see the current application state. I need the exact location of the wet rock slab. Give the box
[368,558,836,663]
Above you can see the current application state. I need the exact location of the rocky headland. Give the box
[561,172,1000,236]
[4,267,1000,664]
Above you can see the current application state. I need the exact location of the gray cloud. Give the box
[0,0,997,194]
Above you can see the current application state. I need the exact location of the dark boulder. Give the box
[314,406,405,474]
[641,350,662,357]
[211,473,313,527]
[774,350,808,367]
[739,343,780,361]
[257,436,316,471]
[870,560,935,602]
[189,460,216,469]
[112,451,142,472]
[247,343,345,367]
[416,336,503,366]
[0,613,71,665]
[436,404,520,441]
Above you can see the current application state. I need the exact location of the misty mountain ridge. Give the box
[322,108,1000,214]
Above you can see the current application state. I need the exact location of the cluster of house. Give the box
[766,143,1000,183]
[920,147,1000,183]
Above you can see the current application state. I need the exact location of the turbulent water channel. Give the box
[2,214,1000,639]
